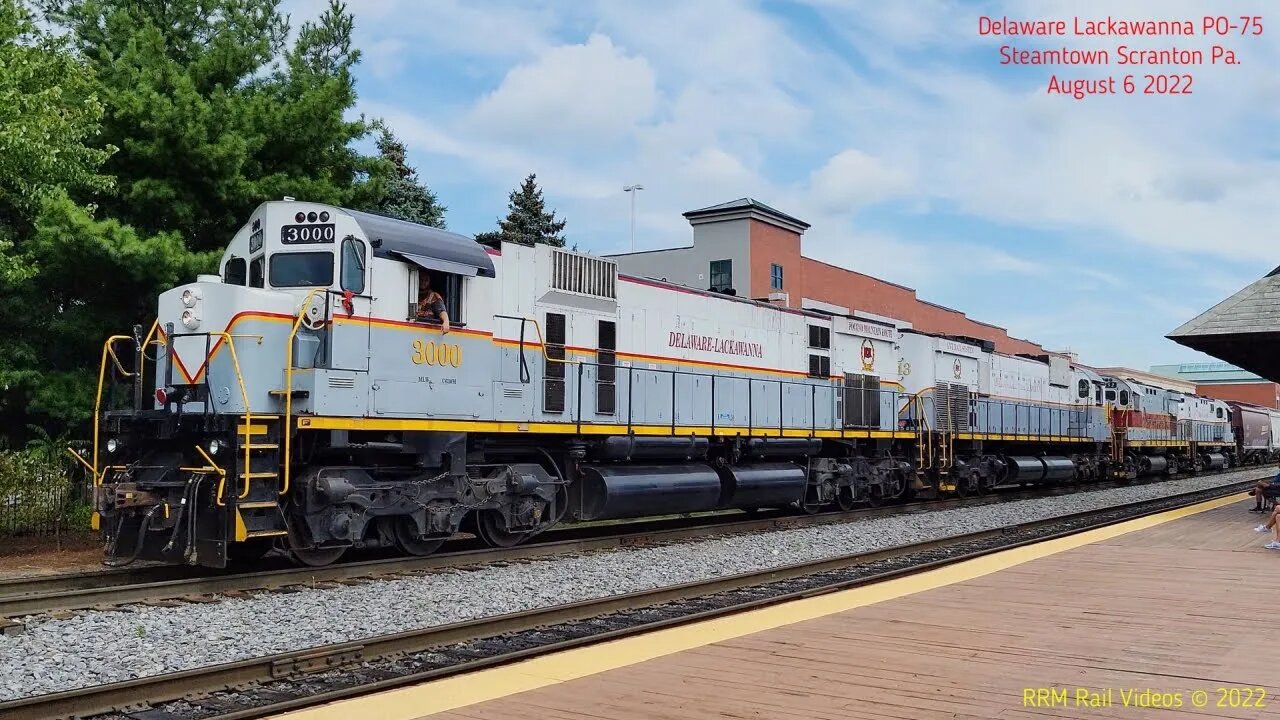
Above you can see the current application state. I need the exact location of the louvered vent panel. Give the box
[328,376,356,389]
[550,248,617,299]
[934,382,971,432]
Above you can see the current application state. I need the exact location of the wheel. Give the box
[392,516,447,556]
[865,485,883,508]
[226,538,274,564]
[954,473,970,498]
[473,510,529,548]
[285,522,346,567]
[836,486,856,511]
[289,545,346,567]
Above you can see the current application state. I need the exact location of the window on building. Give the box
[808,325,831,349]
[770,263,784,290]
[709,259,732,291]
[224,256,247,286]
[808,354,830,378]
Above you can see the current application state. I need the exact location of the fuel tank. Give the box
[719,462,807,509]
[1004,456,1076,484]
[576,464,722,521]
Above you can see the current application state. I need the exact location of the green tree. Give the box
[361,127,447,228]
[474,174,567,247]
[40,0,385,253]
[0,0,128,441]
[0,0,393,444]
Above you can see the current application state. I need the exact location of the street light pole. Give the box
[623,184,644,252]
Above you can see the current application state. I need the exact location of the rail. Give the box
[0,480,1250,720]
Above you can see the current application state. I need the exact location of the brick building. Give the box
[1149,362,1280,409]
[606,198,1047,356]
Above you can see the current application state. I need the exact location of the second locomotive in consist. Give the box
[87,201,1250,567]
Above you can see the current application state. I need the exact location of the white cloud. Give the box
[343,0,1279,367]
[807,149,913,214]
[468,34,656,147]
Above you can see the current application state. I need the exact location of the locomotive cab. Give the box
[94,200,500,567]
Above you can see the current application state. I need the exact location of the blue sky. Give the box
[289,0,1278,370]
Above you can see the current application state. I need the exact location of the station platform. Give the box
[281,492,1280,720]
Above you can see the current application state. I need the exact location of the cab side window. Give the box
[1077,379,1088,399]
[1119,390,1129,406]
[340,237,366,294]
[249,256,264,288]
[224,256,247,286]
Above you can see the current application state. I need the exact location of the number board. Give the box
[280,224,336,244]
[249,228,264,253]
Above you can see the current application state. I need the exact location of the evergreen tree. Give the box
[474,174,567,247]
[0,0,392,443]
[361,127,446,228]
[40,0,385,253]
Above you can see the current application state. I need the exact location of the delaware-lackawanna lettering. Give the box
[668,331,764,359]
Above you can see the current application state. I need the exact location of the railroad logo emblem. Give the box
[953,359,963,379]
[861,339,875,371]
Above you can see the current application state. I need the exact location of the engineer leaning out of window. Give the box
[415,271,450,334]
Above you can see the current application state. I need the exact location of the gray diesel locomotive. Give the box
[83,201,1236,568]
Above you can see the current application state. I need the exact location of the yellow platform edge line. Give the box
[274,491,1246,720]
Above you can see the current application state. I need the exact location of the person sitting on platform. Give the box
[1251,469,1280,512]
[1254,503,1280,549]
[415,272,450,334]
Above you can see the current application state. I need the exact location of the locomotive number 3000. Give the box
[411,340,462,367]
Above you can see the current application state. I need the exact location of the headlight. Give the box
[208,439,222,455]
[181,289,199,307]
[181,309,200,329]
[106,438,119,454]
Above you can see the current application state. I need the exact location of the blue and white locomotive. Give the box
[86,200,1237,567]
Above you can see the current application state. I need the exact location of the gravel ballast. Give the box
[0,471,1261,700]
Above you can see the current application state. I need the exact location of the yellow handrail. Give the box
[201,331,254,501]
[194,444,229,506]
[92,335,135,483]
[283,288,329,498]
[66,447,94,475]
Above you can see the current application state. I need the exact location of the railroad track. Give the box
[0,478,1253,720]
[0,472,1229,619]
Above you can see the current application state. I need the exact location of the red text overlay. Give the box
[978,15,1264,99]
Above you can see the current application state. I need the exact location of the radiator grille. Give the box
[934,382,972,432]
[551,248,617,299]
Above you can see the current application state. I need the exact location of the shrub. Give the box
[0,449,85,535]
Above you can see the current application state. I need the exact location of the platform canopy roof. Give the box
[1167,265,1280,382]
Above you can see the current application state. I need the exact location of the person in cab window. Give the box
[415,272,450,334]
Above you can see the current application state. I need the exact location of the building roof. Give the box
[1149,361,1265,384]
[682,197,811,231]
[1167,265,1280,381]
